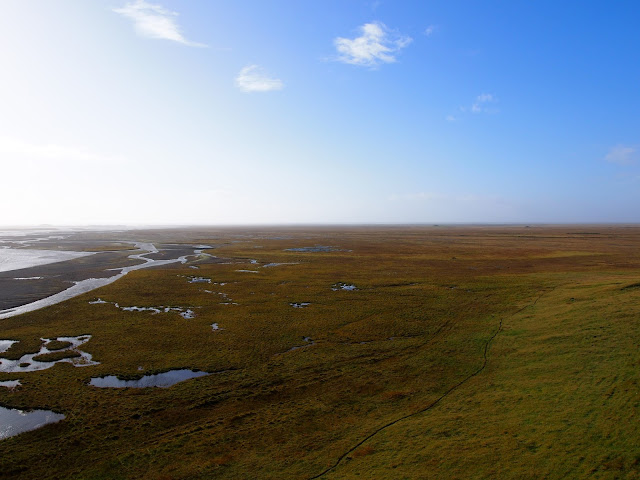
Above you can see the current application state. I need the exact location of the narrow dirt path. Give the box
[308,288,553,479]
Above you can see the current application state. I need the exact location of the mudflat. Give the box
[0,229,225,314]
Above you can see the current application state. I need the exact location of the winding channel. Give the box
[0,243,193,320]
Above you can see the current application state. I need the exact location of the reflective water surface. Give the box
[0,340,17,354]
[290,302,310,308]
[0,248,94,274]
[90,300,196,319]
[0,335,98,373]
[90,369,209,388]
[332,283,357,291]
[0,380,20,389]
[0,406,65,440]
[0,242,197,319]
[284,246,335,252]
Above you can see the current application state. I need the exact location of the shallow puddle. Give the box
[0,406,65,440]
[0,340,17,354]
[332,283,357,291]
[290,302,310,308]
[90,369,209,388]
[0,380,20,389]
[121,305,195,318]
[188,276,211,283]
[0,335,98,373]
[121,306,163,314]
[90,300,196,319]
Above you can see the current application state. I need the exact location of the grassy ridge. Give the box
[0,226,639,479]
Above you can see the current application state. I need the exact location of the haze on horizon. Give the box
[1,1,638,226]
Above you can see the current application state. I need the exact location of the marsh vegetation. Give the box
[0,226,639,479]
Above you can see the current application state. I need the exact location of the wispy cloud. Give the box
[113,0,205,47]
[605,145,636,165]
[0,137,124,164]
[424,25,438,37]
[235,65,284,93]
[448,93,498,121]
[471,93,497,113]
[334,21,412,67]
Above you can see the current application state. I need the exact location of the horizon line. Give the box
[1,222,640,230]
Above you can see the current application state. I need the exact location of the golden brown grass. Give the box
[0,226,639,479]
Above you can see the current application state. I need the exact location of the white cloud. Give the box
[113,0,205,47]
[0,137,124,164]
[605,145,636,165]
[446,115,457,122]
[235,65,284,93]
[334,22,412,67]
[476,93,494,102]
[471,93,496,113]
[424,25,437,37]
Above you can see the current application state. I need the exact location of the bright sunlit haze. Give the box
[1,1,638,225]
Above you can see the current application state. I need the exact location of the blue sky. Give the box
[0,0,638,225]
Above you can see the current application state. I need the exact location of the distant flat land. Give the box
[1,225,639,479]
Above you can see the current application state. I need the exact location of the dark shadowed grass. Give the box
[31,350,81,363]
[44,340,73,351]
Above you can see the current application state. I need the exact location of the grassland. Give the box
[1,226,639,479]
